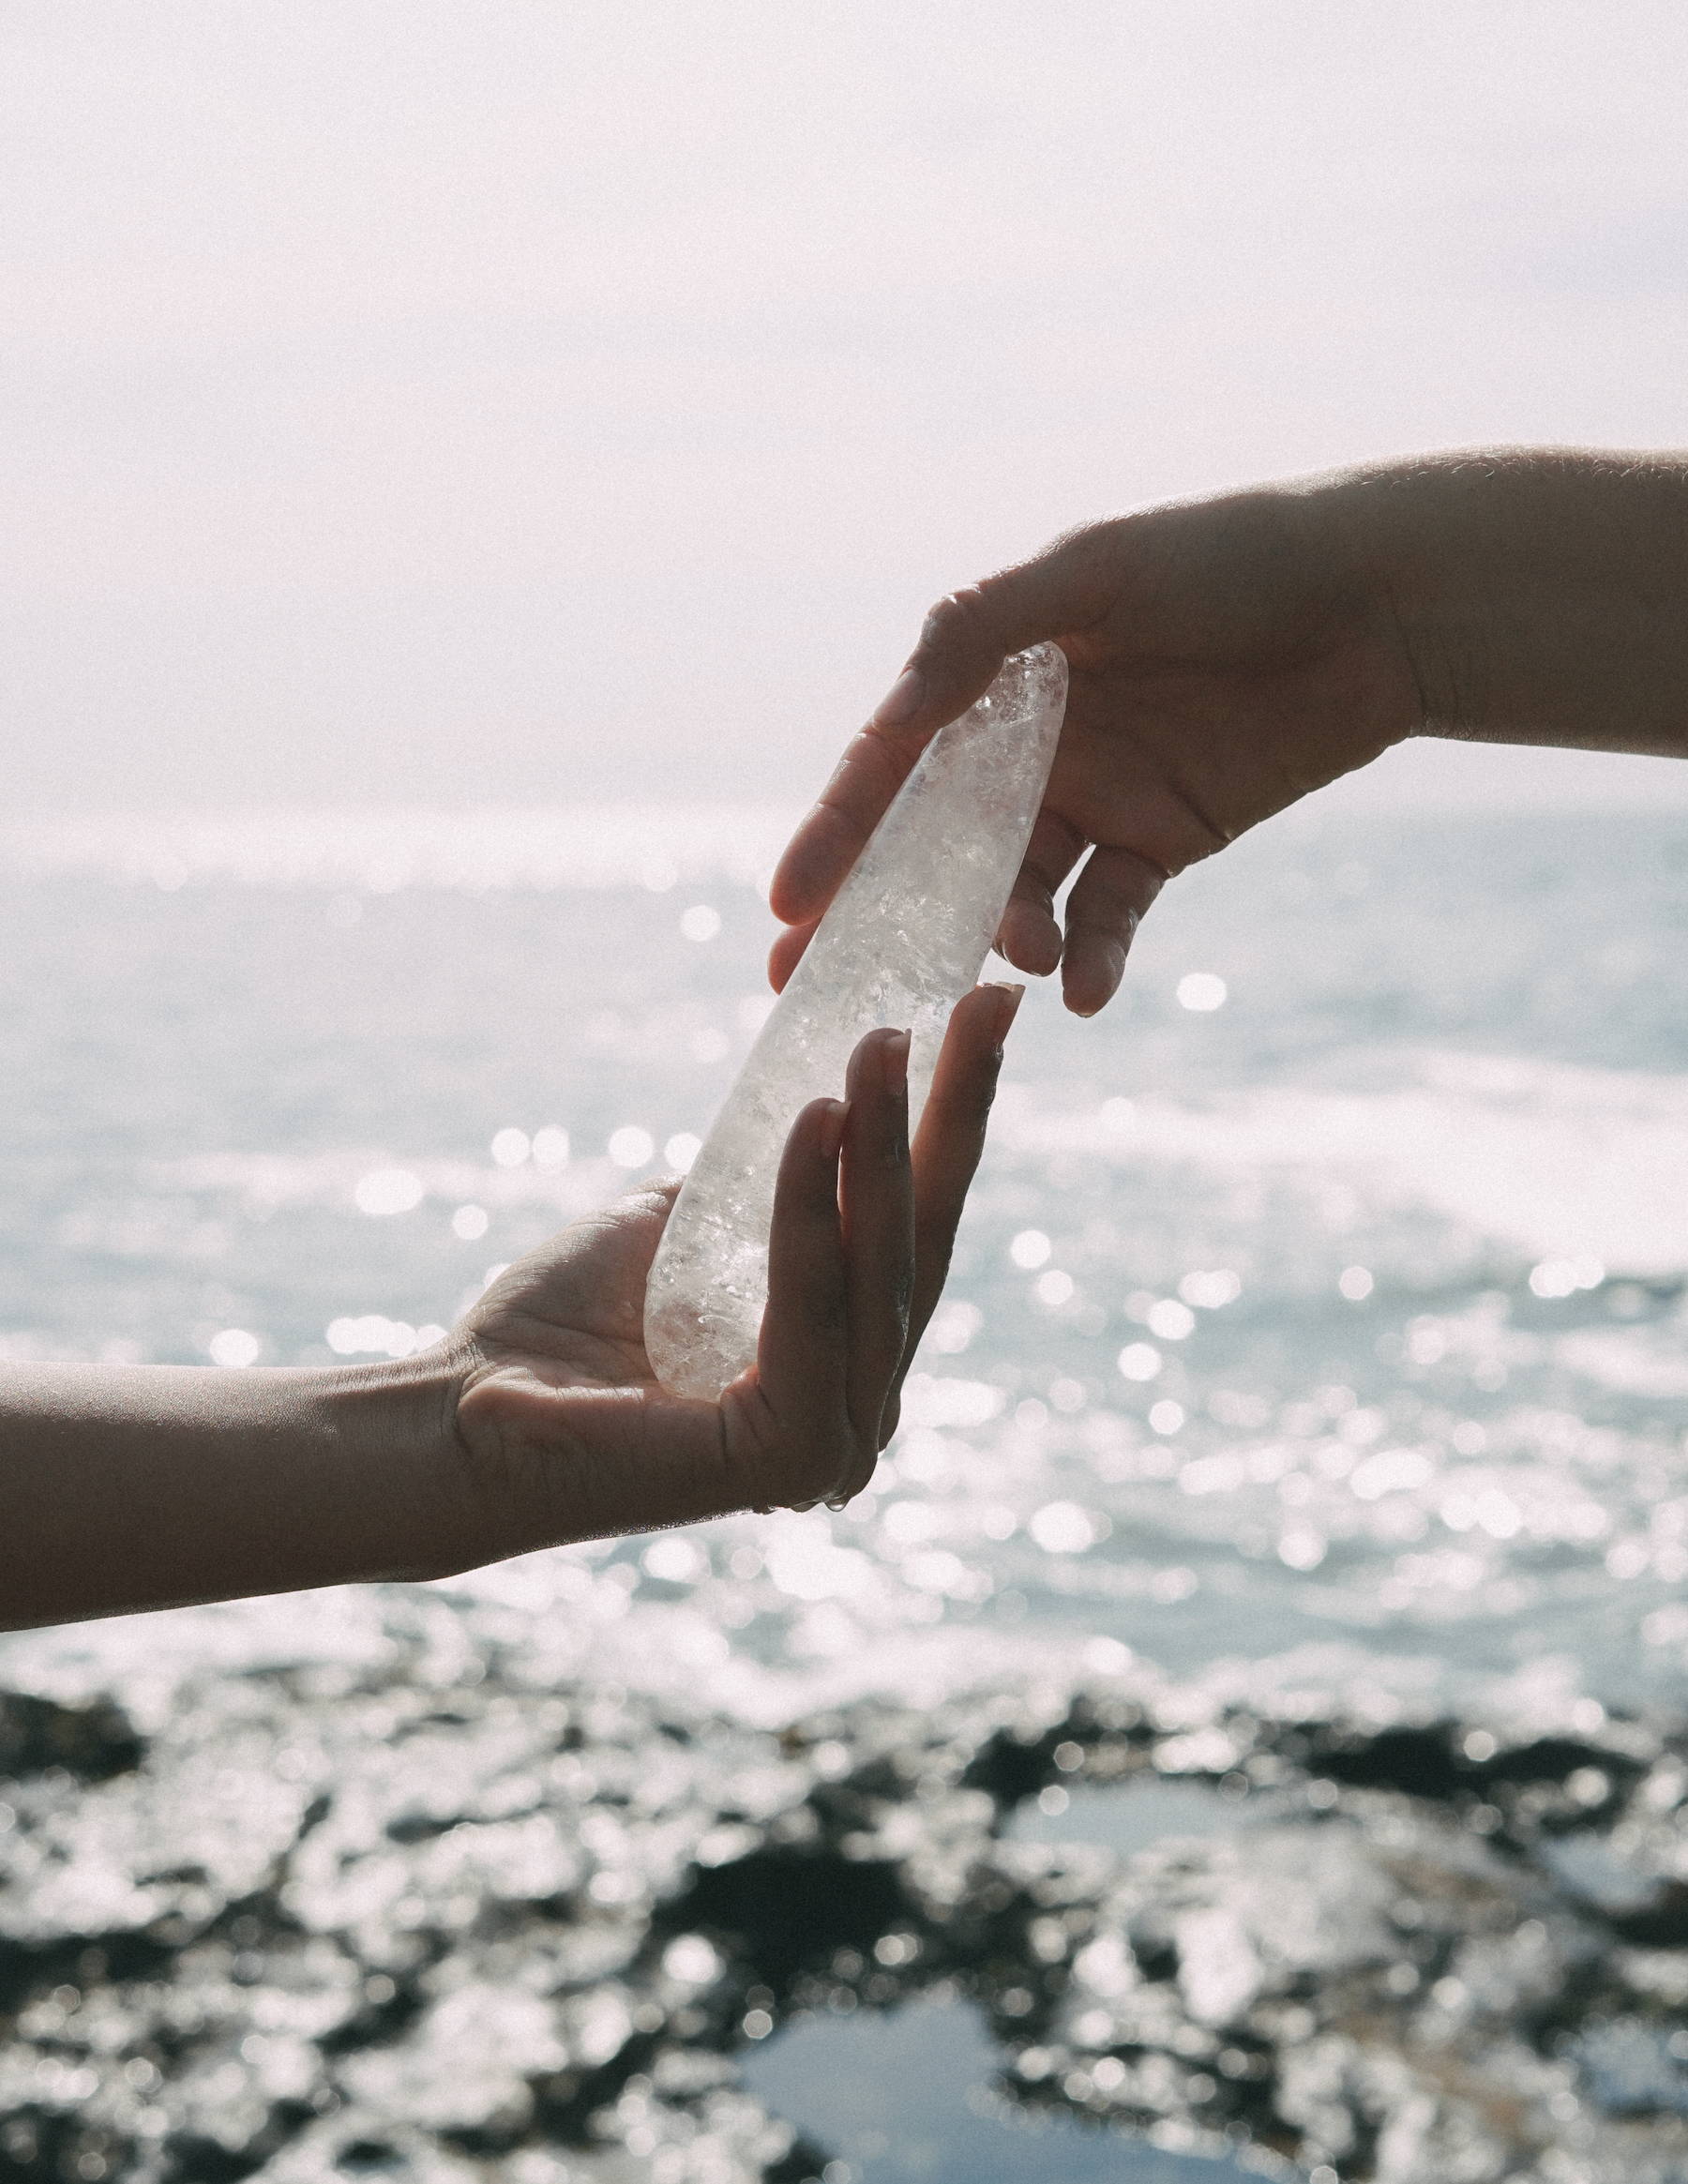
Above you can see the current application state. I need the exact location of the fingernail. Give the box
[882,1030,910,1097]
[987,982,1026,1041]
[871,667,923,729]
[818,1099,849,1160]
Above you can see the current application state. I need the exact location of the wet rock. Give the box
[1,1657,1685,2180]
[0,1692,143,1784]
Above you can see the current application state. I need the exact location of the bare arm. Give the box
[0,1356,477,1628]
[1364,447,1688,759]
[772,447,1688,1017]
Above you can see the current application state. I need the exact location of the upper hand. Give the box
[444,988,1018,1551]
[770,473,1424,1017]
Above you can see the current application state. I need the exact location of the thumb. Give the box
[867,534,1112,739]
[769,531,1111,930]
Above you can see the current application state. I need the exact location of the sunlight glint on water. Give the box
[2,802,1687,1724]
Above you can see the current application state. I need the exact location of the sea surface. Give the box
[2,802,1686,2181]
[3,801,1685,1725]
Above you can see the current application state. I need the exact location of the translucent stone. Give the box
[644,644,1068,1400]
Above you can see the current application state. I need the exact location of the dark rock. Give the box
[0,1692,143,1783]
[662,1846,919,1992]
[1,1656,1685,2181]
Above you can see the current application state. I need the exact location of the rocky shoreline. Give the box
[3,1645,1687,2184]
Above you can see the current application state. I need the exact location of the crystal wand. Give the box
[644,643,1068,1400]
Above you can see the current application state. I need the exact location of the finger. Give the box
[770,547,1110,929]
[908,982,1019,1345]
[867,983,1017,1462]
[873,555,1107,748]
[768,725,925,928]
[750,1097,852,1501]
[767,915,820,995]
[838,1029,915,1475]
[829,987,1017,1491]
[994,807,1088,976]
[1060,843,1168,1017]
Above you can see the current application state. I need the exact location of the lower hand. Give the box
[446,986,1020,1550]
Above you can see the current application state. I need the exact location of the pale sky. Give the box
[4,0,1688,808]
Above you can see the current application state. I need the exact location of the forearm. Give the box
[0,1354,498,1631]
[1346,447,1688,759]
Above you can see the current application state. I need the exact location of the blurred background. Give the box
[6,0,1688,813]
[3,7,1688,2181]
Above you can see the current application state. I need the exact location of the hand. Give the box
[0,997,1014,1630]
[448,987,1020,1548]
[771,470,1424,1017]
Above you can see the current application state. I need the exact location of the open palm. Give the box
[447,993,1017,1554]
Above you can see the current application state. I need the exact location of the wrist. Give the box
[1340,448,1688,755]
[1309,460,1466,743]
[331,1344,514,1583]
[1348,450,1550,744]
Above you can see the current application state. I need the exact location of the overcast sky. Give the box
[4,0,1688,809]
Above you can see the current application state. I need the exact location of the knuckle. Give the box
[1045,513,1126,566]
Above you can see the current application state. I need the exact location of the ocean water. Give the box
[4,802,1688,2182]
[2,800,1686,1727]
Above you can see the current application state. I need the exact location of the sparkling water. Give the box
[3,801,1686,1731]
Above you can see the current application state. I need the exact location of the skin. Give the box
[771,447,1688,1017]
[0,988,1020,1633]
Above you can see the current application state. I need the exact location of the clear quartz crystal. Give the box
[644,643,1068,1400]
